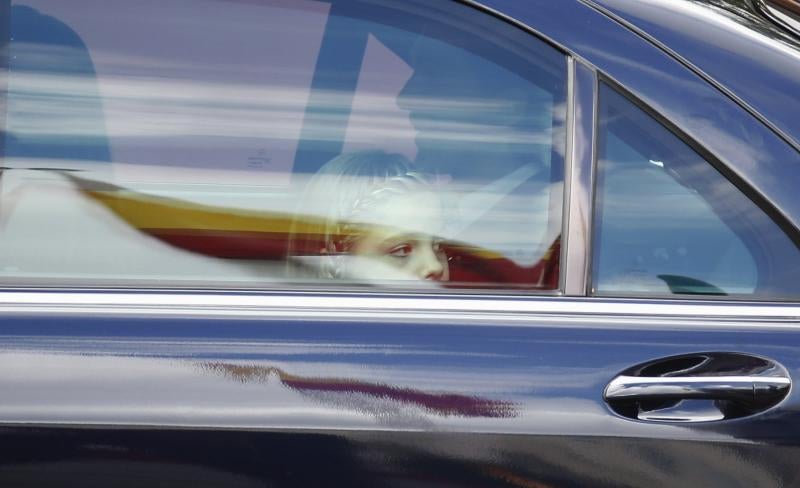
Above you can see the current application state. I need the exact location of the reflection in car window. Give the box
[0,0,566,290]
[287,151,449,283]
[593,83,800,299]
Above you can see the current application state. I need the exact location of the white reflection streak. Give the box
[1,166,556,275]
[656,0,800,63]
[0,349,596,395]
[7,71,553,144]
[0,336,510,359]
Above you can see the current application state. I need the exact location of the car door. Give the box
[0,1,799,487]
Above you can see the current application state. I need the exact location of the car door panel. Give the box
[0,295,798,486]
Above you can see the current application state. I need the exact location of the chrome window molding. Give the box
[562,59,597,296]
[559,57,576,294]
[0,290,797,326]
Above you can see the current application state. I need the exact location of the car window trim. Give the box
[562,58,597,296]
[0,289,798,324]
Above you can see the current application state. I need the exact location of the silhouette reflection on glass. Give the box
[6,5,110,164]
[396,34,559,183]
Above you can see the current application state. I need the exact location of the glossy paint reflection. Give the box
[200,362,517,418]
[1,300,800,486]
[590,0,800,150]
[1,314,799,442]
[0,427,798,487]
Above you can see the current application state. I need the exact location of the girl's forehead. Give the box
[354,191,444,235]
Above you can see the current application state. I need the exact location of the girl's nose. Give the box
[416,245,445,281]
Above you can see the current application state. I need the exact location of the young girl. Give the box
[288,151,448,283]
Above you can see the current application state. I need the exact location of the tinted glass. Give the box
[0,0,566,290]
[593,84,800,299]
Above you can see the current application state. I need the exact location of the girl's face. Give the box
[349,191,448,282]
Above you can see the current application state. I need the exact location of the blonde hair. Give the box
[287,151,428,279]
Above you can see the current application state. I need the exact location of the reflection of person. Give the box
[7,5,111,165]
[288,151,448,282]
[391,33,565,280]
[395,34,562,182]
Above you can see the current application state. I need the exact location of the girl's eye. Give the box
[388,244,413,258]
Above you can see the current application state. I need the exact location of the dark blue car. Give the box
[1,0,800,486]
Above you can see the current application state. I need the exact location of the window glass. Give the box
[594,83,800,299]
[0,0,566,290]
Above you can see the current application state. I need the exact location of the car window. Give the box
[593,83,800,299]
[0,0,567,291]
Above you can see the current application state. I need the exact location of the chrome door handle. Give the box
[604,353,792,422]
[604,375,791,402]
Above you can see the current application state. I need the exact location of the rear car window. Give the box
[592,83,800,299]
[0,0,567,291]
